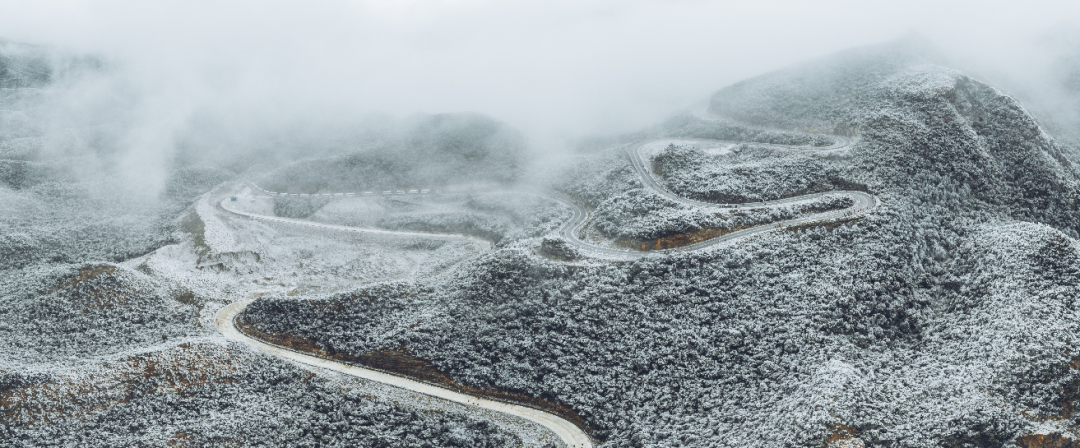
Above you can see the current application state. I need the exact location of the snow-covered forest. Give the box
[6,23,1080,448]
[241,41,1080,447]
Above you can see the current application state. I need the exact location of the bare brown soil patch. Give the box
[167,432,194,447]
[1007,357,1080,445]
[824,423,863,447]
[635,223,759,251]
[236,316,592,435]
[1053,357,1080,421]
[1,376,108,427]
[642,227,735,250]
[72,265,116,284]
[126,345,240,397]
[1,343,259,429]
[48,265,141,313]
[1016,433,1080,448]
[52,265,115,292]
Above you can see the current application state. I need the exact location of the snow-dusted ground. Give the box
[218,300,574,448]
[200,129,879,448]
[14,38,1080,448]
[184,184,583,447]
[234,45,1080,448]
[183,127,876,448]
[0,183,554,446]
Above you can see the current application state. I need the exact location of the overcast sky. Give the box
[2,0,1079,139]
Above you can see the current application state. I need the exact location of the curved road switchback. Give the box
[550,136,877,259]
[213,132,879,448]
[220,190,491,250]
[216,300,592,448]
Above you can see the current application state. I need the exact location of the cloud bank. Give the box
[1,0,1079,176]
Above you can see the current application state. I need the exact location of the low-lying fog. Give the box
[1,0,1080,195]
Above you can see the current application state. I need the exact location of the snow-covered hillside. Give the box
[0,43,558,447]
[10,36,1080,448]
[242,41,1080,447]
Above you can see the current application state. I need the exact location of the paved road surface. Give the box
[551,137,876,259]
[220,192,491,250]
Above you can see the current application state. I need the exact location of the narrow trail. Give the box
[214,135,879,448]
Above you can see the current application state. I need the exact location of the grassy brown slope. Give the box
[640,226,749,250]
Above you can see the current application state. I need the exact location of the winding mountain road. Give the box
[215,301,590,448]
[554,137,876,259]
[220,193,492,250]
[214,134,878,448]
